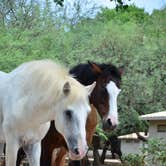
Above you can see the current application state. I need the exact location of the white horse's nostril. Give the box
[73,148,79,155]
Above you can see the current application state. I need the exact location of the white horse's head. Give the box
[54,80,96,160]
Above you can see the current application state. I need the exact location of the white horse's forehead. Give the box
[106,81,121,95]
[69,99,91,114]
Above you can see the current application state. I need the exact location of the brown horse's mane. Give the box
[70,61,122,88]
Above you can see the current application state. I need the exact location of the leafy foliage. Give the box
[142,138,166,165]
[0,0,165,135]
[96,123,108,141]
[122,138,166,166]
[122,153,144,166]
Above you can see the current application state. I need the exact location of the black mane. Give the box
[69,62,121,87]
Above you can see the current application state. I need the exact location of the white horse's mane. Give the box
[10,60,87,108]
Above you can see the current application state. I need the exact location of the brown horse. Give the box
[15,61,123,166]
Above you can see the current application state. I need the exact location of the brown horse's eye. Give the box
[101,86,107,93]
[102,82,107,87]
[103,83,107,88]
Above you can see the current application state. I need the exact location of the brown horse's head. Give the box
[88,61,124,131]
[70,61,124,131]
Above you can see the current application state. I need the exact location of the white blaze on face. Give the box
[106,81,121,126]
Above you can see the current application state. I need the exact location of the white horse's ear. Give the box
[63,82,70,95]
[86,81,96,96]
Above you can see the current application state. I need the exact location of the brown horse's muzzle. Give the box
[102,116,117,131]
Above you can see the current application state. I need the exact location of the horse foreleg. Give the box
[40,143,55,166]
[23,142,41,166]
[16,147,26,166]
[51,147,67,166]
[5,138,19,166]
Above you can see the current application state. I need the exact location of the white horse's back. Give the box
[0,71,8,77]
[0,71,8,142]
[0,71,8,86]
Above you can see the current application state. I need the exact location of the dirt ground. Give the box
[0,158,121,166]
[0,154,121,166]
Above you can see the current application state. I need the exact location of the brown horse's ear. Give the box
[88,61,102,74]
[118,66,125,76]
[63,82,70,95]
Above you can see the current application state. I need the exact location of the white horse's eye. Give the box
[64,110,73,120]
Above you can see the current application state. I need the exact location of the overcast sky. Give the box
[102,0,166,14]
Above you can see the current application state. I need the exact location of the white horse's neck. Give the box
[11,97,63,131]
[2,86,63,132]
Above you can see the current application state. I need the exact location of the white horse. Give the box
[0,60,96,166]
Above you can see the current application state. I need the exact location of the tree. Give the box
[0,0,165,139]
[0,0,41,29]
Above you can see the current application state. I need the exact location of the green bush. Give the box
[122,138,166,166]
[122,154,144,166]
[142,138,166,166]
